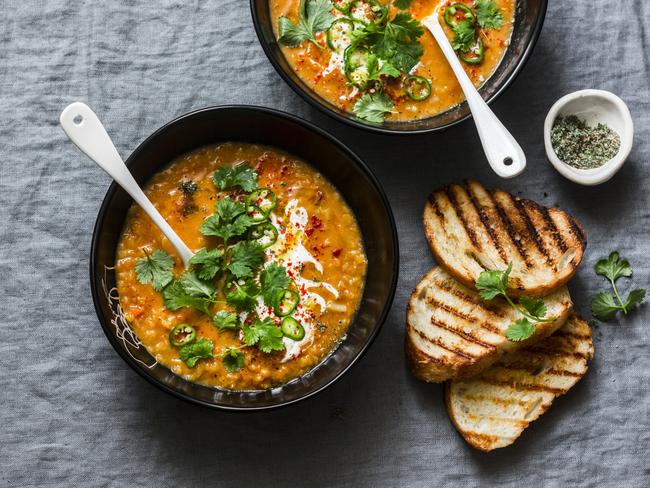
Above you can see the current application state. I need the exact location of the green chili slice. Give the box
[248,206,269,223]
[327,18,355,53]
[274,289,300,317]
[169,324,196,347]
[333,0,354,14]
[344,45,372,88]
[404,75,432,101]
[248,221,279,249]
[459,38,484,64]
[281,316,305,341]
[246,188,276,215]
[444,3,475,28]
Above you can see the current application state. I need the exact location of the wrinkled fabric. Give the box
[1,1,649,487]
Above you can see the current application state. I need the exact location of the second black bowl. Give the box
[90,106,399,410]
[251,0,547,134]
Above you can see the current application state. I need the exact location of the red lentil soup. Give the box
[270,0,515,122]
[115,143,367,390]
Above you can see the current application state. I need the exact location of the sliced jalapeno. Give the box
[247,206,269,223]
[333,0,354,14]
[459,38,484,64]
[274,289,300,317]
[344,45,371,88]
[249,222,279,249]
[327,18,355,53]
[350,0,388,24]
[246,188,276,216]
[281,316,305,341]
[444,3,475,28]
[404,75,432,101]
[169,323,196,347]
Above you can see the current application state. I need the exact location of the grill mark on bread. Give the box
[492,363,584,378]
[425,295,502,335]
[428,193,446,222]
[526,347,591,360]
[459,394,531,408]
[462,412,529,427]
[540,205,568,253]
[478,378,566,395]
[464,181,508,263]
[488,190,533,268]
[514,197,553,266]
[429,316,496,350]
[553,331,592,341]
[444,186,480,248]
[568,215,587,247]
[432,279,507,319]
[412,328,477,360]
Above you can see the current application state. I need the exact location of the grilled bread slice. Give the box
[406,267,572,383]
[445,313,594,451]
[423,180,586,297]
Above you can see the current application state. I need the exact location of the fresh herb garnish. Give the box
[179,338,215,368]
[226,241,265,278]
[222,348,245,372]
[135,249,174,291]
[353,92,394,123]
[475,0,504,29]
[260,263,292,306]
[475,263,555,342]
[225,279,261,311]
[212,163,258,192]
[178,270,216,298]
[278,0,335,48]
[450,19,476,53]
[200,197,257,244]
[394,0,412,9]
[591,252,646,321]
[213,310,240,330]
[242,317,286,353]
[162,280,214,315]
[189,248,223,280]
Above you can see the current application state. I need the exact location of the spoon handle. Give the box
[423,17,526,178]
[60,102,194,266]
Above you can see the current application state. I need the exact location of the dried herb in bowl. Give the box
[551,115,621,169]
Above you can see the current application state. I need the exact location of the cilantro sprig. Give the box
[475,263,555,342]
[135,249,174,291]
[278,0,335,49]
[476,0,504,29]
[591,252,646,321]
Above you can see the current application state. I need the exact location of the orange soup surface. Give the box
[270,0,516,121]
[116,144,367,390]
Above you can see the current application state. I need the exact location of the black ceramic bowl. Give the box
[90,106,398,411]
[251,0,547,134]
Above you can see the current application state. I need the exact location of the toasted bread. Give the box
[406,267,572,383]
[423,181,586,297]
[445,313,594,451]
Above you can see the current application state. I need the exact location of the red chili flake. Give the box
[306,215,323,237]
[332,248,342,258]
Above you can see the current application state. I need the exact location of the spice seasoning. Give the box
[551,115,621,169]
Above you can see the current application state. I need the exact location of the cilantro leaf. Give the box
[450,19,476,53]
[519,296,547,321]
[189,248,223,280]
[475,263,511,301]
[213,310,240,330]
[212,163,258,192]
[505,319,535,342]
[278,0,334,48]
[476,0,504,29]
[135,249,174,291]
[222,349,245,372]
[367,54,400,82]
[178,270,215,298]
[625,288,646,310]
[200,212,256,243]
[163,281,213,315]
[260,263,292,306]
[373,12,425,73]
[227,241,265,278]
[394,0,412,9]
[242,318,285,353]
[594,251,632,283]
[179,338,214,368]
[225,280,260,311]
[216,197,246,222]
[353,92,394,123]
[591,292,621,321]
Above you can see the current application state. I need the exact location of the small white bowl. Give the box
[544,89,633,185]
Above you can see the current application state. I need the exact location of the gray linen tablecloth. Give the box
[1,1,649,486]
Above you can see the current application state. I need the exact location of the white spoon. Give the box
[422,13,526,178]
[60,102,194,266]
